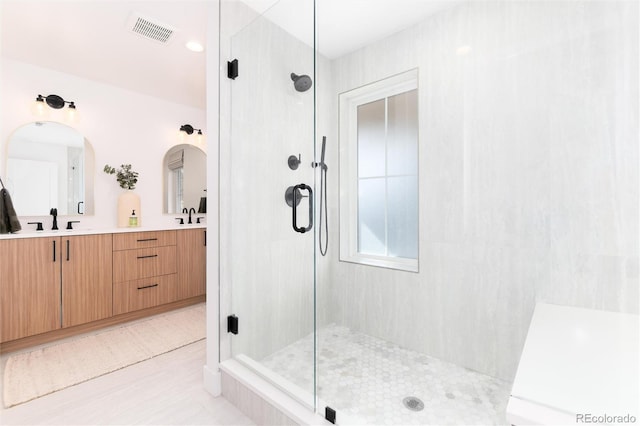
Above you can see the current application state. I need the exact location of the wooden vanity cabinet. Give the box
[61,234,113,327]
[177,228,206,299]
[0,235,113,342]
[0,237,61,342]
[112,230,178,315]
[1,228,206,348]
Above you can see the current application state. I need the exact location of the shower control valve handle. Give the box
[288,154,301,170]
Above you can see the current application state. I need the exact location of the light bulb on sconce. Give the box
[32,95,50,118]
[178,129,187,142]
[195,129,205,146]
[66,102,80,123]
[32,94,79,123]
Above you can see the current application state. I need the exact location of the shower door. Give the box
[221,0,319,410]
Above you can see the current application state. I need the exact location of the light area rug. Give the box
[3,304,205,408]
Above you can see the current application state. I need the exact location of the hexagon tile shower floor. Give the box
[262,325,511,425]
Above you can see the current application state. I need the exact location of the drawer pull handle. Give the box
[137,284,159,290]
[137,238,158,242]
[137,254,159,259]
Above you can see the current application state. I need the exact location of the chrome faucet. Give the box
[188,207,196,224]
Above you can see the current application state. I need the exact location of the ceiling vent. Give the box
[127,13,175,44]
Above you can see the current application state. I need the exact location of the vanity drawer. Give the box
[113,246,177,283]
[112,274,178,315]
[112,230,176,251]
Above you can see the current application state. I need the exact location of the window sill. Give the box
[339,253,419,273]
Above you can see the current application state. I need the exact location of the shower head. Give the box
[291,73,312,92]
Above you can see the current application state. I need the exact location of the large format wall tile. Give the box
[327,0,638,381]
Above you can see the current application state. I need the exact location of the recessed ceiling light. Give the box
[186,41,204,52]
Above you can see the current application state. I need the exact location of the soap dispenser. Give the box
[129,209,138,227]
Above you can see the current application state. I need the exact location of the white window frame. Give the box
[339,69,419,272]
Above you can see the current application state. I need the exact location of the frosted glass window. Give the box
[340,69,419,271]
[387,90,418,176]
[357,100,386,178]
[387,176,418,258]
[358,178,386,255]
[173,168,184,212]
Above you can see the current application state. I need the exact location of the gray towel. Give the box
[0,188,21,234]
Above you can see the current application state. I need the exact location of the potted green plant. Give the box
[103,164,139,190]
[104,164,141,227]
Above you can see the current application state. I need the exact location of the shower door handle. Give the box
[292,183,313,233]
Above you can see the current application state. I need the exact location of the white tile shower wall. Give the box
[324,1,638,381]
[219,1,335,362]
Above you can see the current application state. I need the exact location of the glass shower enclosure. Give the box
[220,0,319,411]
[217,0,638,423]
[220,0,436,422]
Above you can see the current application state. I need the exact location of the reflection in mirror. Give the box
[6,121,94,216]
[163,144,206,214]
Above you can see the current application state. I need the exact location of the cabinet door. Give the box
[177,229,206,299]
[0,238,61,342]
[62,234,113,327]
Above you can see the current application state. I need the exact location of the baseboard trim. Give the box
[203,364,222,396]
[0,296,206,354]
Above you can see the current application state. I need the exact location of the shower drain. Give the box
[403,396,425,411]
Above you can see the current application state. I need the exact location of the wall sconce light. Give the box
[33,94,79,123]
[179,124,204,144]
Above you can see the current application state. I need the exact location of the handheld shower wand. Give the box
[315,136,328,256]
[320,136,327,169]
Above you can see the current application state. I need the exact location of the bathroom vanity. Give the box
[0,226,206,352]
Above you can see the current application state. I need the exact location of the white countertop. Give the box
[507,303,639,424]
[0,223,206,239]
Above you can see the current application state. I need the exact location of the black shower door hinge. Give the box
[227,314,239,334]
[227,59,239,80]
[325,406,336,424]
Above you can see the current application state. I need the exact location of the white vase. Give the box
[117,190,141,227]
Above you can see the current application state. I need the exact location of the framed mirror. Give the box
[5,121,94,216]
[163,144,206,214]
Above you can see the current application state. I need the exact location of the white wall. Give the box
[326,0,638,381]
[204,0,221,396]
[0,58,206,230]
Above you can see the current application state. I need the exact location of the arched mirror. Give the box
[163,144,206,214]
[5,121,94,216]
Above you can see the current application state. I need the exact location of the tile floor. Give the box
[262,325,512,425]
[0,305,254,426]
